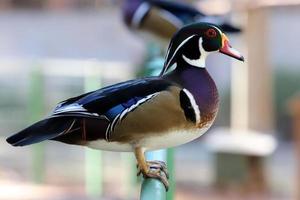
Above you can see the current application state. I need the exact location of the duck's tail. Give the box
[6,117,75,146]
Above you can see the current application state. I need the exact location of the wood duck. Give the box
[123,0,241,41]
[7,22,244,190]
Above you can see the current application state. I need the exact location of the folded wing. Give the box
[7,77,174,147]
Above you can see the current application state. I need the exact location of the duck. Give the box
[122,0,241,42]
[6,22,244,190]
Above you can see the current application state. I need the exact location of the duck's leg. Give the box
[134,147,169,190]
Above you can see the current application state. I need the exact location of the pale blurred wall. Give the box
[0,9,145,63]
[269,5,300,69]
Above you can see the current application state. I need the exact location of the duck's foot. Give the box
[137,160,169,191]
[137,160,169,178]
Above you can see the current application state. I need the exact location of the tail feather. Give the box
[6,117,75,146]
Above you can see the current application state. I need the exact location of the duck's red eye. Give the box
[205,28,217,38]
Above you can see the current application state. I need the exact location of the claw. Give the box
[147,161,169,179]
[144,168,169,191]
[137,160,169,178]
[137,160,169,191]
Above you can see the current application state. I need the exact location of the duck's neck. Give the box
[166,65,219,117]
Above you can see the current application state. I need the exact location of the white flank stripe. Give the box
[119,93,159,121]
[110,114,121,133]
[105,113,120,141]
[105,93,159,141]
[131,2,150,28]
[182,89,201,124]
[105,125,110,141]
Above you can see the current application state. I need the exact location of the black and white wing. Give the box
[6,77,175,146]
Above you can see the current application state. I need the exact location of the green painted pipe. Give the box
[140,150,167,200]
[140,43,176,200]
[166,148,175,200]
[84,67,103,197]
[29,65,45,183]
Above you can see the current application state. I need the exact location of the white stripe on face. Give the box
[182,37,209,68]
[164,34,196,73]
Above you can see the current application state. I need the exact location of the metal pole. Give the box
[84,64,103,197]
[140,150,167,200]
[140,43,176,200]
[166,148,175,200]
[29,64,45,183]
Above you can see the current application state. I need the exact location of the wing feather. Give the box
[51,77,174,123]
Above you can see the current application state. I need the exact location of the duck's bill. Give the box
[219,33,244,62]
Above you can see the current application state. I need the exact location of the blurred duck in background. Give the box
[122,0,241,42]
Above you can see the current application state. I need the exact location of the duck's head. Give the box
[160,22,244,75]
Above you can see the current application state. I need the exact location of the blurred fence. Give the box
[0,59,140,199]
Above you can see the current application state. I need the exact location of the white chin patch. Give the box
[182,37,208,68]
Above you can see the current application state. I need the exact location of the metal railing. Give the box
[140,42,176,200]
[140,150,167,200]
[140,149,175,200]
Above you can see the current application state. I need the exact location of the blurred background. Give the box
[0,0,300,199]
